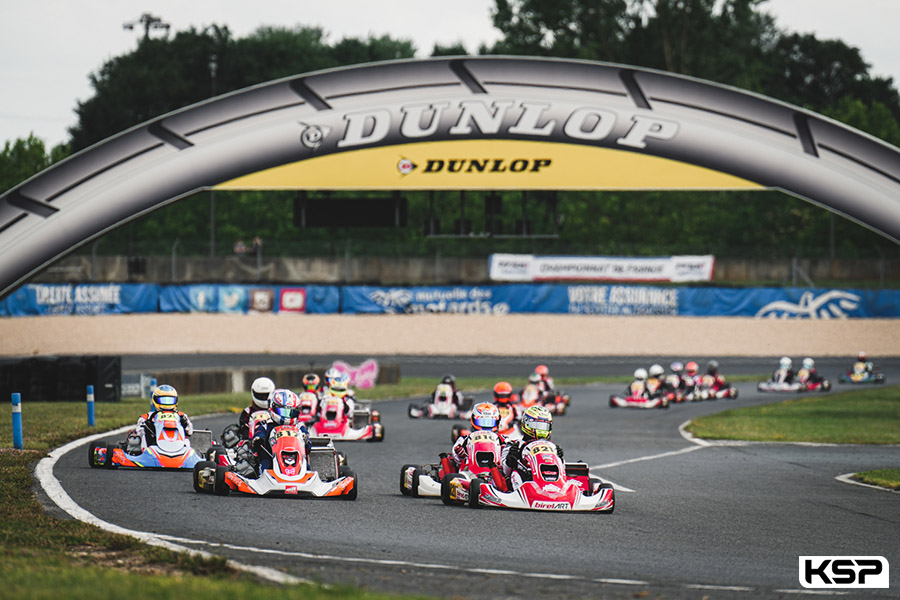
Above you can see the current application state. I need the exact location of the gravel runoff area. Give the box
[1,313,898,357]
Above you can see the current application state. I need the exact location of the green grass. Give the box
[685,385,900,445]
[853,469,900,490]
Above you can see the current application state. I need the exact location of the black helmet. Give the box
[441,374,456,386]
[707,360,719,374]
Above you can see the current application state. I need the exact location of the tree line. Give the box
[3,0,899,260]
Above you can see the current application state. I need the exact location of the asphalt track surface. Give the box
[50,356,900,599]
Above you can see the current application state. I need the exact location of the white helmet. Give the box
[324,367,341,387]
[649,364,664,378]
[250,376,275,409]
[634,368,648,381]
[802,357,815,369]
[779,356,792,369]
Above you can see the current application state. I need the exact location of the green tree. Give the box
[0,135,69,193]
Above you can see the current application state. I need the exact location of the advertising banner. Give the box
[490,254,715,283]
[1,283,159,316]
[680,287,900,318]
[158,285,341,314]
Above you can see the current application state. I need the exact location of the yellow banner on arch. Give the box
[215,140,762,191]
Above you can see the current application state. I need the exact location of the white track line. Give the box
[835,473,900,494]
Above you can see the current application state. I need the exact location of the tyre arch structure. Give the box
[2,56,899,297]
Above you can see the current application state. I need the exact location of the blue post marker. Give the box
[11,393,23,449]
[86,385,95,427]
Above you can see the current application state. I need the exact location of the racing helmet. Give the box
[323,367,341,388]
[470,402,501,432]
[521,405,552,440]
[649,364,664,379]
[441,374,456,387]
[706,360,719,375]
[301,373,320,393]
[151,384,178,412]
[493,381,513,404]
[858,351,867,362]
[779,356,792,369]
[268,389,301,425]
[329,372,350,398]
[250,377,275,410]
[535,364,549,377]
[670,361,684,374]
[528,372,541,384]
[633,368,648,381]
[685,361,699,376]
[802,357,815,369]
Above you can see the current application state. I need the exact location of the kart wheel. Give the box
[598,483,615,513]
[407,403,417,419]
[340,467,358,500]
[728,387,739,399]
[337,451,348,466]
[608,396,616,408]
[88,441,107,468]
[400,464,416,496]
[213,465,231,496]
[468,479,482,509]
[193,460,215,493]
[557,402,566,416]
[441,473,464,506]
[450,424,463,443]
[822,380,832,392]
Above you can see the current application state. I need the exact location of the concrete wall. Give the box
[34,254,899,286]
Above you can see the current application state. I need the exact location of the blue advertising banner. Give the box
[679,287,900,318]
[159,285,341,314]
[2,283,159,316]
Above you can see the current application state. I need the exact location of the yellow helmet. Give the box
[151,384,178,412]
[521,405,552,440]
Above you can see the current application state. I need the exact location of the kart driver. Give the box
[237,376,275,440]
[492,381,520,419]
[301,373,322,396]
[704,360,730,392]
[325,371,356,418]
[449,402,506,470]
[128,384,194,455]
[434,374,466,408]
[534,364,555,392]
[501,405,563,491]
[800,357,827,385]
[242,389,309,476]
[772,356,795,383]
[853,351,875,374]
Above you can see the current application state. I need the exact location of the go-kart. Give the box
[89,411,214,470]
[447,440,615,513]
[408,384,474,420]
[839,362,886,384]
[296,391,319,424]
[609,380,670,409]
[520,383,569,415]
[451,403,523,443]
[758,368,831,393]
[400,429,502,498]
[693,374,739,400]
[194,425,357,499]
[309,396,384,442]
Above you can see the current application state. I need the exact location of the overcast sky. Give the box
[2,0,899,149]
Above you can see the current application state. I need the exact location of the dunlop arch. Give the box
[2,56,900,297]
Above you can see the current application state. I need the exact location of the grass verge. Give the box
[685,385,900,444]
[853,469,900,490]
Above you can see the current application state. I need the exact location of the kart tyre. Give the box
[407,403,417,419]
[213,465,231,496]
[441,473,464,506]
[451,424,463,443]
[822,380,832,392]
[193,460,215,493]
[88,441,108,468]
[728,387,739,399]
[409,467,424,498]
[400,464,417,496]
[608,395,616,408]
[337,450,348,466]
[467,479,482,509]
[875,374,886,384]
[339,468,358,501]
[557,402,566,416]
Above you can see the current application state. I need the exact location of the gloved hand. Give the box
[221,425,240,448]
[125,433,142,455]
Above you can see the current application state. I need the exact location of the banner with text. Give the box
[489,254,715,283]
[0,283,159,316]
[158,285,339,314]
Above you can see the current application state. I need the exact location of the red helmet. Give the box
[685,361,699,376]
[535,364,549,377]
[493,381,513,404]
[301,373,320,392]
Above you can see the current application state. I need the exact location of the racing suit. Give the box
[449,430,509,471]
[131,410,194,453]
[249,421,310,475]
[771,368,795,383]
[501,437,564,491]
[237,405,269,440]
